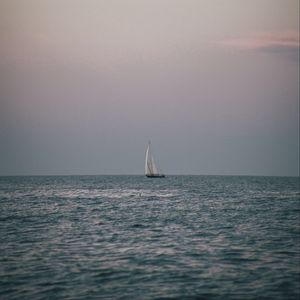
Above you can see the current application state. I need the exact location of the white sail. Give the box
[145,142,164,177]
[151,157,159,175]
[145,144,152,175]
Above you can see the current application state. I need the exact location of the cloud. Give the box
[218,30,299,51]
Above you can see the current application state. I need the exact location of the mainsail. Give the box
[145,142,165,177]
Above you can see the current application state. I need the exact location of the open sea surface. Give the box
[0,175,299,299]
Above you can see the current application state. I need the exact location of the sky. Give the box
[0,0,299,176]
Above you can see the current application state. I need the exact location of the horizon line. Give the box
[0,173,298,178]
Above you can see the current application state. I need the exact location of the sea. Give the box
[0,175,299,300]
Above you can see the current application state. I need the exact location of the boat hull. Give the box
[146,174,165,178]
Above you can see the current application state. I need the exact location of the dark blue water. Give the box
[0,175,299,299]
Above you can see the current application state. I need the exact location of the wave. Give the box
[0,188,180,201]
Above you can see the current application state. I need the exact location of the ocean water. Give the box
[0,175,299,300]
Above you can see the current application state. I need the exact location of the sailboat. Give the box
[145,141,165,178]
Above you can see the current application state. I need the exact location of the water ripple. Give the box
[0,175,299,299]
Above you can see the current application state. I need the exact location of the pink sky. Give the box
[219,30,299,50]
[0,0,299,175]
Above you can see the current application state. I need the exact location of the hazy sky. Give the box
[0,0,299,176]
